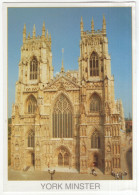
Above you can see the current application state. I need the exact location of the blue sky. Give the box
[8,7,132,118]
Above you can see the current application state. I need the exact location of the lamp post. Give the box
[48,169,55,180]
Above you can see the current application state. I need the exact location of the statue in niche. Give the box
[106,142,111,152]
[82,145,86,154]
[80,102,86,122]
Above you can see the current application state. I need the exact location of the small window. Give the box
[28,130,35,147]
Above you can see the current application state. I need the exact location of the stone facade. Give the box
[11,17,126,174]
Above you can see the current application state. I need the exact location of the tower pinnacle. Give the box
[42,21,46,38]
[23,24,26,43]
[91,17,94,34]
[102,15,106,34]
[80,16,84,36]
[23,23,26,32]
[61,48,64,73]
[33,24,36,39]
[46,29,49,39]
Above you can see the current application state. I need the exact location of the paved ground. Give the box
[8,167,112,180]
[8,166,131,181]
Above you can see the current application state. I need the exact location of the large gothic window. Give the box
[53,94,72,138]
[91,131,100,148]
[30,57,38,80]
[90,94,101,113]
[27,95,37,114]
[90,52,99,76]
[28,130,35,147]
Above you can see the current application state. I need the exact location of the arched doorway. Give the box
[31,153,35,166]
[93,154,98,167]
[58,153,63,166]
[57,146,70,167]
[64,153,69,166]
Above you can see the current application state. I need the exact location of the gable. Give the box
[44,75,80,91]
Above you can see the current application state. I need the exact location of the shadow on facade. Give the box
[126,146,132,179]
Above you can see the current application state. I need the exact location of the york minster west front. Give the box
[11,16,125,175]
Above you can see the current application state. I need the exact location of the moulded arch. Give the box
[89,92,102,102]
[52,92,74,113]
[88,126,101,138]
[26,94,37,102]
[55,145,71,157]
[90,51,99,58]
[30,55,38,61]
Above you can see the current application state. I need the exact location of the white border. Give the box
[1,0,137,194]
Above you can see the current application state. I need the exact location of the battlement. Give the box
[80,16,106,37]
[23,22,51,46]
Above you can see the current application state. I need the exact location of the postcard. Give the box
[2,0,136,193]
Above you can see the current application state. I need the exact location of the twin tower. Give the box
[21,16,108,85]
[11,16,125,174]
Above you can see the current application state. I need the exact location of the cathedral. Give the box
[11,16,125,175]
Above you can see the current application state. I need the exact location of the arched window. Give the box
[26,95,37,114]
[53,94,72,138]
[30,57,38,80]
[90,52,99,76]
[90,94,101,112]
[91,131,100,149]
[28,130,35,147]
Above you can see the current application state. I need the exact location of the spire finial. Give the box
[103,15,106,25]
[33,24,36,39]
[102,15,106,34]
[91,17,94,34]
[61,48,64,73]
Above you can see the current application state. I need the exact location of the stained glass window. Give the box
[53,94,72,138]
